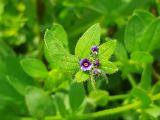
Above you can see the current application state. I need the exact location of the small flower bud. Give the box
[94,60,100,67]
[93,69,101,75]
[91,46,98,54]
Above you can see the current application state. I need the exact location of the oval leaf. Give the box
[124,10,154,52]
[99,40,117,61]
[69,83,85,111]
[21,58,48,78]
[131,51,153,64]
[44,24,78,73]
[75,23,100,58]
[100,60,118,74]
[25,87,56,119]
[138,18,160,52]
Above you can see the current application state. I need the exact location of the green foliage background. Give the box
[1,0,160,120]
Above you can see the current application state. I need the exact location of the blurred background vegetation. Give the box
[1,0,160,120]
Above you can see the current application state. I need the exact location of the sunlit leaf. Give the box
[99,40,117,61]
[75,23,100,58]
[100,60,118,74]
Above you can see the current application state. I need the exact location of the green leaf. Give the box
[75,23,100,58]
[0,41,15,57]
[48,23,68,49]
[44,24,78,73]
[121,62,142,78]
[7,76,27,96]
[0,74,23,101]
[21,58,48,78]
[25,87,56,119]
[45,69,71,91]
[0,56,34,101]
[140,64,152,91]
[131,51,153,64]
[54,93,68,117]
[99,40,117,61]
[69,83,85,111]
[131,87,151,108]
[124,10,154,52]
[89,89,109,106]
[115,42,128,61]
[145,105,160,118]
[138,18,160,52]
[140,112,155,120]
[45,51,79,73]
[134,10,155,24]
[24,0,37,28]
[100,60,118,74]
[75,70,89,82]
[44,25,68,55]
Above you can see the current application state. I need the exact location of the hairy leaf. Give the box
[75,23,100,58]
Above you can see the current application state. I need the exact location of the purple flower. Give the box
[80,59,92,71]
[91,46,98,54]
[94,60,100,67]
[93,69,101,75]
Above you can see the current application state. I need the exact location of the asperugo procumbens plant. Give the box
[44,23,118,89]
[20,11,160,119]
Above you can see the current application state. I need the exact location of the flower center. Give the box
[84,63,89,67]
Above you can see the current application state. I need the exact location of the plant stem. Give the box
[127,74,136,87]
[77,92,160,119]
[29,92,160,120]
[153,69,160,81]
[45,116,62,120]
[90,71,96,90]
[78,101,141,119]
[109,94,129,101]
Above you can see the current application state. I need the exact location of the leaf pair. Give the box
[75,24,118,82]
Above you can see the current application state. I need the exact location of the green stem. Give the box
[78,101,141,119]
[90,71,96,90]
[153,69,160,81]
[77,92,160,119]
[20,116,61,120]
[127,74,136,87]
[23,93,160,120]
[44,116,61,120]
[109,94,129,101]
